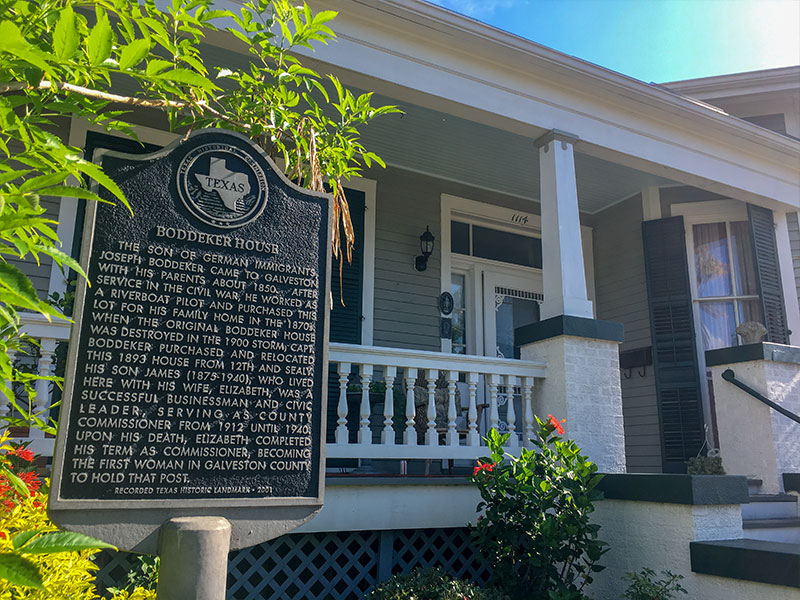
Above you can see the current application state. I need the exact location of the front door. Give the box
[481,270,542,439]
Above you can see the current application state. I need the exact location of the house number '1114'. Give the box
[511,213,529,225]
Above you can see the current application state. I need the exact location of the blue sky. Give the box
[427,0,800,82]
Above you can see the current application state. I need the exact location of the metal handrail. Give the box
[721,369,800,425]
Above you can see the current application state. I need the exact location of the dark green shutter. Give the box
[642,216,705,473]
[327,188,365,445]
[748,204,789,344]
[329,188,365,344]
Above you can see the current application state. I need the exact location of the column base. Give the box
[518,316,626,473]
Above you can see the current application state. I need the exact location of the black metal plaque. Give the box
[50,130,330,508]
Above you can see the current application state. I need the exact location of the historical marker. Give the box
[49,130,331,554]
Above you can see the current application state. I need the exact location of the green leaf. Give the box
[12,531,40,550]
[118,38,151,70]
[0,21,53,72]
[87,14,113,66]
[0,553,45,590]
[18,531,116,554]
[0,263,43,313]
[30,243,87,280]
[53,6,79,59]
[36,185,111,204]
[156,68,220,91]
[71,160,128,209]
[0,464,29,498]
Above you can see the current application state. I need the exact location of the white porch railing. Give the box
[327,342,547,460]
[2,323,548,463]
[3,313,72,456]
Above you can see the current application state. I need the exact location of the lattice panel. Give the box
[95,527,491,599]
[390,528,492,586]
[93,550,140,593]
[227,530,380,600]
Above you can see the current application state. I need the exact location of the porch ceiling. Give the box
[361,94,677,214]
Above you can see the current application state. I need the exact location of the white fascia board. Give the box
[663,66,800,100]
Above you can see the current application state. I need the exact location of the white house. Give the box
[6,1,800,598]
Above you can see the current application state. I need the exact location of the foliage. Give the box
[366,567,509,600]
[109,588,157,600]
[0,432,115,592]
[622,568,687,600]
[470,418,607,600]
[107,554,159,594]
[0,0,398,429]
[686,455,725,475]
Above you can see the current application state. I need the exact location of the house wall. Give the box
[368,165,545,352]
[592,194,662,472]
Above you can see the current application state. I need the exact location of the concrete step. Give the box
[741,494,798,520]
[742,518,800,544]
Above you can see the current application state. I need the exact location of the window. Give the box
[692,221,761,350]
[450,221,542,268]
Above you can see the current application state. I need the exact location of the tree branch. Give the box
[0,80,249,130]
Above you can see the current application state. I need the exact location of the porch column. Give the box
[534,130,593,320]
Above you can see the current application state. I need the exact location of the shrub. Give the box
[686,456,725,475]
[107,555,159,595]
[367,567,508,600]
[622,568,687,599]
[0,489,99,598]
[470,417,606,600]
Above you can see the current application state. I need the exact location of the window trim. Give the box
[672,199,754,449]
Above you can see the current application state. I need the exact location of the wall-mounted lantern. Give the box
[415,226,435,272]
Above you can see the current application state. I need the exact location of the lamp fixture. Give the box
[415,226,435,272]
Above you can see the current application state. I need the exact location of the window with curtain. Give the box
[692,221,761,350]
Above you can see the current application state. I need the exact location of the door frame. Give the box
[440,193,595,354]
[482,269,544,358]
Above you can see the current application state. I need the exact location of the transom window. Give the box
[451,221,542,269]
[692,221,762,350]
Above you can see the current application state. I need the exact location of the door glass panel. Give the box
[699,301,736,350]
[494,289,540,359]
[451,274,467,355]
[693,223,732,297]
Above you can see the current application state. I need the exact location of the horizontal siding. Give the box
[593,193,662,473]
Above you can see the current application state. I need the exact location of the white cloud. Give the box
[428,0,525,18]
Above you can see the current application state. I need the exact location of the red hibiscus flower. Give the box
[473,461,496,476]
[547,414,565,435]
